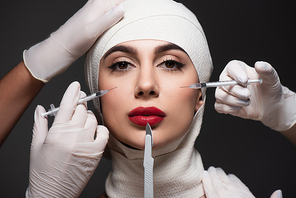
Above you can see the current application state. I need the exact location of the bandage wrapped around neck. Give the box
[85,0,214,197]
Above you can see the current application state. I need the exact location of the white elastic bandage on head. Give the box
[85,0,213,124]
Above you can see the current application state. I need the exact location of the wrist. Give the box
[23,50,49,83]
[263,86,296,131]
[23,37,75,82]
[279,86,296,130]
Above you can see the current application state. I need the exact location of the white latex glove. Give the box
[202,166,282,198]
[26,81,109,197]
[24,0,125,82]
[215,60,296,131]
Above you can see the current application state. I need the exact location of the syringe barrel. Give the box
[41,107,59,118]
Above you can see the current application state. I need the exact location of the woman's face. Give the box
[99,40,203,150]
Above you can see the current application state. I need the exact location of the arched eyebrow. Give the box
[102,43,187,60]
[102,45,137,60]
[154,43,187,54]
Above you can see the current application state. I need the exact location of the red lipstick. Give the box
[128,107,166,126]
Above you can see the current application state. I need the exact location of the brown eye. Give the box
[118,62,129,69]
[158,59,185,71]
[165,60,176,68]
[108,61,134,73]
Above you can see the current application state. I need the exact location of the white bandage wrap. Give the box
[85,0,213,197]
[85,0,213,123]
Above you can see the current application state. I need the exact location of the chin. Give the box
[119,132,166,150]
[119,131,147,150]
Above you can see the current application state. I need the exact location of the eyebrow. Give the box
[102,43,187,60]
[102,45,137,60]
[154,43,187,54]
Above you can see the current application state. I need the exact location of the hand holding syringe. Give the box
[42,87,117,118]
[181,79,262,89]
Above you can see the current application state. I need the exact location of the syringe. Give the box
[181,79,262,89]
[41,87,117,118]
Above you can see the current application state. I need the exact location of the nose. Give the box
[134,65,159,98]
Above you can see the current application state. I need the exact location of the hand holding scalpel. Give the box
[41,87,117,118]
[180,79,262,89]
[144,123,154,198]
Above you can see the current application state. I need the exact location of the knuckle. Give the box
[228,59,241,66]
[87,112,98,125]
[215,89,228,102]
[214,102,224,113]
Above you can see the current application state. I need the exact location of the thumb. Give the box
[270,190,283,198]
[255,61,280,87]
[31,105,48,152]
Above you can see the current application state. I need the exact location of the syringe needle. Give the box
[180,79,262,89]
[41,87,117,118]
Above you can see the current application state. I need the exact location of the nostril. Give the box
[136,90,158,97]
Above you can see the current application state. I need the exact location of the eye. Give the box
[108,61,133,72]
[164,60,176,68]
[159,59,185,71]
[117,61,129,69]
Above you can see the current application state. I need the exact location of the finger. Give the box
[207,166,226,193]
[228,174,256,197]
[54,81,81,124]
[79,0,125,21]
[255,61,280,86]
[93,0,126,11]
[79,91,88,108]
[215,101,242,115]
[71,91,88,128]
[215,88,250,107]
[228,85,251,99]
[216,84,251,100]
[228,174,250,191]
[74,124,108,156]
[215,167,231,183]
[31,105,48,151]
[86,4,125,38]
[225,60,249,85]
[202,171,220,198]
[83,111,98,142]
[94,125,109,152]
[71,105,88,128]
[270,190,283,198]
[113,0,126,6]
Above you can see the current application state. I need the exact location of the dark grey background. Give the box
[1,0,295,197]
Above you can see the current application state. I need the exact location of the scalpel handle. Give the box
[144,134,154,198]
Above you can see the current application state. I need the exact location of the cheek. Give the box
[100,84,133,116]
[160,72,198,113]
[159,84,199,139]
[166,87,198,122]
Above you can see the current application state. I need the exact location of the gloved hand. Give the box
[215,60,296,131]
[202,166,282,198]
[24,0,125,82]
[26,81,109,197]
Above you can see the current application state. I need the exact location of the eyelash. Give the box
[158,59,185,71]
[108,61,133,73]
[107,59,185,72]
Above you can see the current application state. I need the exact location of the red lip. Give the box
[128,107,166,126]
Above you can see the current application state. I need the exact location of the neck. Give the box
[105,135,204,197]
[105,104,206,197]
